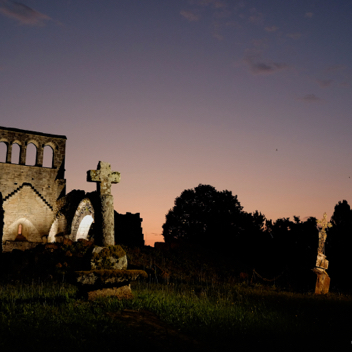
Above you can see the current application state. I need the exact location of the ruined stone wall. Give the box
[0,126,66,243]
[114,212,145,247]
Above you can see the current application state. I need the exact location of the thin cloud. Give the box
[212,32,224,41]
[248,61,288,75]
[325,64,347,73]
[299,94,321,102]
[182,1,230,40]
[249,8,264,24]
[317,79,333,88]
[305,12,314,18]
[225,20,242,29]
[0,0,51,26]
[251,38,269,49]
[211,19,227,41]
[180,9,201,22]
[244,50,289,75]
[237,1,245,9]
[265,25,278,32]
[287,32,301,40]
[196,0,227,9]
[213,8,231,19]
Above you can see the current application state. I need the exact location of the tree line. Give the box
[162,184,352,291]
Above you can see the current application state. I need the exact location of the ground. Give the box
[108,309,209,351]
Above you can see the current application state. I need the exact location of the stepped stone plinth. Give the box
[70,243,147,300]
[75,269,147,300]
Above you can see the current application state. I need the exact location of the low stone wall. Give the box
[2,241,42,252]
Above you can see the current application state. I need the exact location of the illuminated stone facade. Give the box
[0,126,66,245]
[0,126,144,252]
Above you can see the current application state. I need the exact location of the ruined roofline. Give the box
[0,126,67,140]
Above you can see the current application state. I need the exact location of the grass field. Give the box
[0,279,351,352]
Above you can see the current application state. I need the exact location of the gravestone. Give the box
[87,161,120,246]
[313,213,332,294]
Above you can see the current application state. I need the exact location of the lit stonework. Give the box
[87,161,121,246]
[0,127,143,252]
[0,126,66,245]
[313,212,332,294]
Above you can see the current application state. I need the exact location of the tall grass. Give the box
[0,280,351,351]
[129,282,352,350]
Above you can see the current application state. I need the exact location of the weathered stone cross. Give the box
[313,212,332,294]
[87,161,121,196]
[87,161,121,246]
[316,212,332,254]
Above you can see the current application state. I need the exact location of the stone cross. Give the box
[313,212,332,294]
[87,161,121,196]
[316,212,332,254]
[87,161,121,246]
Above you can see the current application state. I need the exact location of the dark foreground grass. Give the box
[0,281,351,352]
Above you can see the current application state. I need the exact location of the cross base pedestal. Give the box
[313,267,330,294]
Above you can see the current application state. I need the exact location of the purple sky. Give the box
[1,0,352,246]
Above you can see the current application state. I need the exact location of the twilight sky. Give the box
[1,0,352,246]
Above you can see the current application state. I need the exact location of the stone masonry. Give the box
[0,126,144,251]
[313,213,332,294]
[87,161,121,246]
[0,126,66,243]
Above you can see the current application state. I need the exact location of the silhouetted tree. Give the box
[327,200,352,249]
[269,217,293,272]
[265,216,318,290]
[326,200,352,291]
[162,184,263,256]
[237,210,269,269]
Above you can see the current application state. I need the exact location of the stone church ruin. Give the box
[0,126,144,252]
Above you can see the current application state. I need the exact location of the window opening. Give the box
[0,142,6,162]
[11,143,20,164]
[26,143,37,166]
[43,145,54,168]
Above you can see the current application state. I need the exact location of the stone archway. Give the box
[48,219,58,243]
[76,215,94,240]
[71,198,95,241]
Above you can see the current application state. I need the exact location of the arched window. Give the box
[43,145,54,168]
[11,143,20,164]
[25,143,37,166]
[0,142,7,163]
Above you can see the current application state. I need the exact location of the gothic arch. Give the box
[71,198,95,241]
[48,213,67,243]
[48,218,59,243]
[76,215,94,240]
